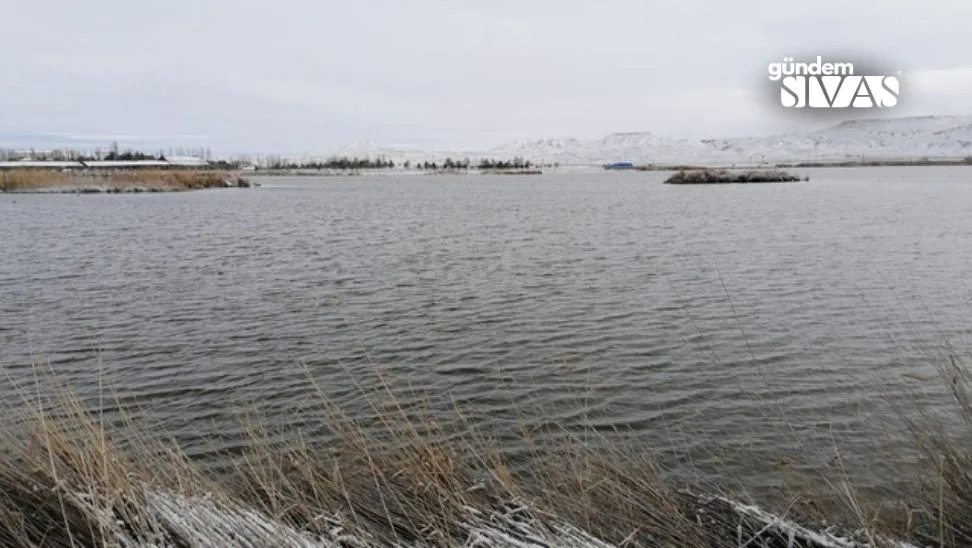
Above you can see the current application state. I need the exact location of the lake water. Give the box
[3,168,972,493]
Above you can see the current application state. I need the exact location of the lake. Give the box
[2,167,971,494]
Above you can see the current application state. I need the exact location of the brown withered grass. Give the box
[0,169,236,192]
[2,355,971,546]
[664,169,805,184]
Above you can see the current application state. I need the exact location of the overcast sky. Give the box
[2,0,972,155]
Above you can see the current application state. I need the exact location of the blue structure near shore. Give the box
[603,162,634,170]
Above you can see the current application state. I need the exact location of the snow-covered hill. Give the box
[329,141,479,165]
[322,115,972,166]
[488,132,717,165]
[703,115,972,164]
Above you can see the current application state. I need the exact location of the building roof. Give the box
[164,156,209,166]
[1,158,211,169]
[0,161,86,168]
[82,160,170,168]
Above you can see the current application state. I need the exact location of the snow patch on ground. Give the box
[75,487,923,547]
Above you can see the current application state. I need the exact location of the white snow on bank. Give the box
[74,486,923,547]
[716,496,921,548]
[139,491,617,547]
[302,115,972,167]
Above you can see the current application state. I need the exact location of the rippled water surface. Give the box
[3,168,972,489]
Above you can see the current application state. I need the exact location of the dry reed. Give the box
[0,355,969,547]
[664,169,805,184]
[0,169,246,192]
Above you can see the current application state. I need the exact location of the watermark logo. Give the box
[767,56,899,108]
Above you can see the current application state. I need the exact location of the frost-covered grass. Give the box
[1,359,969,547]
[0,169,247,192]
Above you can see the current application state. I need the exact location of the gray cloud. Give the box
[3,0,971,154]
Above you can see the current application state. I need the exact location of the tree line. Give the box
[0,145,542,172]
[263,156,395,170]
[0,142,212,162]
[259,156,535,170]
[404,157,534,170]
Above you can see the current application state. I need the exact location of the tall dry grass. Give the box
[663,169,805,184]
[0,169,242,192]
[2,354,972,546]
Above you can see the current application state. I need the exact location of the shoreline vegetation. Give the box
[9,144,972,183]
[2,356,972,547]
[777,156,972,168]
[256,167,544,176]
[8,144,972,180]
[1,148,550,180]
[664,169,806,184]
[0,169,252,193]
[256,157,544,176]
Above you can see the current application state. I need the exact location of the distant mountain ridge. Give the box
[702,115,972,164]
[329,115,972,166]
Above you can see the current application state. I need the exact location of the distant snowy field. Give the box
[304,115,972,167]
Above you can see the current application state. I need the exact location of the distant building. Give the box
[0,160,85,169]
[83,160,170,168]
[0,158,212,170]
[603,162,634,170]
[164,156,209,167]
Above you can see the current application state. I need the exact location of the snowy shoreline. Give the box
[53,484,921,547]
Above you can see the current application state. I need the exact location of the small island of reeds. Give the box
[0,169,252,194]
[664,169,806,184]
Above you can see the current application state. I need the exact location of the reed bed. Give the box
[1,357,969,547]
[0,169,248,192]
[664,169,806,184]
